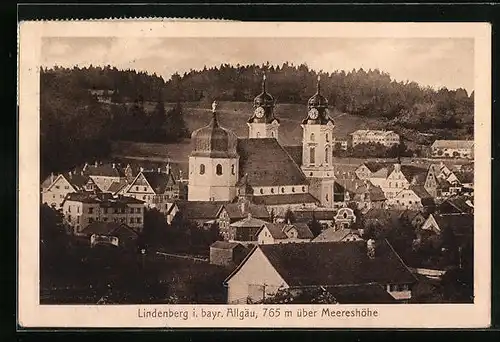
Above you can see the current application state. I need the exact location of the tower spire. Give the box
[262,73,267,93]
[317,74,321,95]
[211,100,219,127]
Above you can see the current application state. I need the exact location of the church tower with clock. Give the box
[247,74,280,140]
[301,75,336,179]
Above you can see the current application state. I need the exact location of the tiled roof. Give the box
[409,185,433,199]
[83,163,126,177]
[312,228,362,242]
[230,216,270,228]
[268,222,314,240]
[438,197,474,215]
[282,145,303,166]
[327,284,397,304]
[82,222,138,237]
[237,138,307,186]
[258,240,416,287]
[107,180,129,194]
[399,165,427,182]
[363,162,391,173]
[210,241,244,250]
[293,210,335,222]
[454,171,474,184]
[253,193,320,206]
[222,203,270,220]
[141,171,178,194]
[434,214,474,236]
[431,140,474,149]
[263,223,288,239]
[174,200,226,220]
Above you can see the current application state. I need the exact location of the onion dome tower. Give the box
[247,74,280,140]
[301,75,336,180]
[188,101,240,202]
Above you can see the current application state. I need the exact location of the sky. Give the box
[41,37,474,93]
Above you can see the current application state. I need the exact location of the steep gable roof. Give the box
[221,203,270,220]
[282,145,303,166]
[141,171,178,194]
[210,241,244,250]
[438,197,474,215]
[262,223,288,239]
[107,180,129,194]
[258,240,416,287]
[364,162,391,173]
[173,200,226,220]
[84,163,125,177]
[294,210,336,222]
[399,165,427,182]
[237,138,307,186]
[409,185,433,199]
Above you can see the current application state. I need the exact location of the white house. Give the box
[256,222,313,245]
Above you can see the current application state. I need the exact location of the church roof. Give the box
[253,193,320,206]
[237,138,307,187]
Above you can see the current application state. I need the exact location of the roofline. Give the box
[223,244,260,284]
[384,238,419,283]
[46,174,77,193]
[278,140,309,184]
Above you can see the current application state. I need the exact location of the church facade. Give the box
[187,75,338,215]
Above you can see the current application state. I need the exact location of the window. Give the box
[302,186,306,192]
[130,217,135,224]
[389,182,392,187]
[216,164,223,176]
[68,215,72,222]
[292,187,295,193]
[143,187,147,191]
[260,188,264,194]
[55,185,60,189]
[89,217,94,223]
[271,131,275,138]
[64,186,69,190]
[325,147,329,164]
[143,195,146,200]
[409,201,412,204]
[200,164,205,175]
[231,164,235,175]
[120,208,125,214]
[136,207,141,213]
[310,133,315,141]
[88,207,94,214]
[326,133,329,142]
[256,132,261,138]
[137,218,142,224]
[281,187,285,193]
[309,147,315,164]
[136,186,139,191]
[271,188,275,194]
[52,195,55,199]
[103,217,108,222]
[77,216,80,223]
[325,193,329,202]
[77,206,80,213]
[68,206,72,213]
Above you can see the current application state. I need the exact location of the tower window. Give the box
[216,164,223,176]
[310,133,315,142]
[260,188,264,194]
[200,164,205,175]
[231,164,235,175]
[271,188,275,194]
[271,131,275,138]
[292,187,295,192]
[326,193,329,202]
[281,187,285,193]
[309,147,315,165]
[325,147,329,164]
[302,186,306,192]
[326,133,329,142]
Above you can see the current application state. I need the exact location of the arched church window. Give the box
[260,188,264,194]
[200,164,205,175]
[216,164,223,176]
[326,193,329,202]
[309,147,315,165]
[231,164,235,175]
[310,133,315,142]
[271,188,275,194]
[292,187,295,193]
[281,187,285,193]
[271,131,275,138]
[325,147,329,164]
[326,133,329,142]
[302,186,306,192]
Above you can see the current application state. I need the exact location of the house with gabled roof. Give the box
[381,161,427,199]
[437,196,474,215]
[225,214,271,245]
[216,200,270,238]
[256,222,313,245]
[418,213,474,247]
[312,226,363,243]
[84,222,139,249]
[121,168,184,214]
[82,162,127,192]
[223,239,417,304]
[431,140,474,159]
[166,200,226,226]
[388,185,434,211]
[41,172,100,209]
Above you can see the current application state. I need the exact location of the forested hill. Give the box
[40,64,474,176]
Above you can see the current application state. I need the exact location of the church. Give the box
[187,75,337,215]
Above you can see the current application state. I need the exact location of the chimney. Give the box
[95,161,98,167]
[140,167,144,172]
[83,163,88,172]
[68,171,73,179]
[367,239,376,259]
[158,167,161,173]
[50,172,54,184]
[112,163,116,169]
[80,170,84,176]
[247,212,252,219]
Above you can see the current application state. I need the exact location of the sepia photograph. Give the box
[18,21,491,328]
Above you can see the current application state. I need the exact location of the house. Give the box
[224,239,417,304]
[209,241,248,267]
[437,197,474,215]
[216,200,270,236]
[333,179,386,212]
[431,140,474,159]
[312,227,363,243]
[381,162,427,199]
[82,162,128,192]
[166,200,226,227]
[292,209,336,229]
[252,193,320,216]
[388,185,434,211]
[400,210,427,229]
[61,192,145,235]
[419,213,474,246]
[41,172,100,209]
[355,162,391,186]
[83,222,139,249]
[350,130,400,147]
[423,165,439,198]
[256,222,313,245]
[333,207,357,230]
[225,214,271,245]
[121,168,184,214]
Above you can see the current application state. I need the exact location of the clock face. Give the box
[255,106,265,118]
[309,108,319,119]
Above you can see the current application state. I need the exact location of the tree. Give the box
[308,214,323,238]
[258,287,338,304]
[140,208,169,250]
[284,208,295,224]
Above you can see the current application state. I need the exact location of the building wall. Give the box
[41,176,75,209]
[431,147,473,159]
[265,202,318,217]
[226,248,288,304]
[188,156,239,202]
[382,168,410,199]
[388,190,423,210]
[252,184,310,197]
[247,122,279,140]
[210,248,234,266]
[89,175,124,192]
[301,123,335,178]
[355,165,372,180]
[352,131,400,147]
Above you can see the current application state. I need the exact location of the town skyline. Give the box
[41,37,475,93]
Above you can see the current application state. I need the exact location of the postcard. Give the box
[18,20,491,328]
